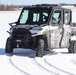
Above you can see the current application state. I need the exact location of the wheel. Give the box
[68,41,76,53]
[74,41,76,53]
[5,37,13,53]
[36,38,45,57]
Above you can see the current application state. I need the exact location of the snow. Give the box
[0,8,76,75]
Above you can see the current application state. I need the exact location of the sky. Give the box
[0,0,76,5]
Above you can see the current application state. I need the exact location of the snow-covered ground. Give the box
[0,7,76,75]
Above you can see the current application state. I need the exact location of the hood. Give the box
[12,25,38,30]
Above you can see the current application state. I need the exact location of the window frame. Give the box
[63,9,72,25]
[17,8,50,25]
[50,8,62,26]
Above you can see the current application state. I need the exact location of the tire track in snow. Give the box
[9,56,55,75]
[3,55,30,75]
[9,55,51,75]
[72,58,76,65]
[33,57,59,75]
[9,57,30,75]
[3,52,76,75]
[31,56,76,75]
[44,57,75,75]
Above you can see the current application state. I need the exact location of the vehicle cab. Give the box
[5,4,76,57]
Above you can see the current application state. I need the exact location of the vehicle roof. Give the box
[23,4,71,11]
[23,4,61,9]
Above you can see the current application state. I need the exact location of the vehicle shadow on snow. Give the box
[13,48,36,58]
[0,48,6,55]
[0,48,69,58]
[0,48,36,58]
[11,49,69,57]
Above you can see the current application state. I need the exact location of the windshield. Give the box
[18,8,50,25]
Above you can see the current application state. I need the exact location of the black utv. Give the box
[5,4,76,57]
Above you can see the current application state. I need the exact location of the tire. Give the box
[36,38,45,57]
[68,41,76,53]
[5,37,13,53]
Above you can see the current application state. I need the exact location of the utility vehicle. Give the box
[5,4,76,57]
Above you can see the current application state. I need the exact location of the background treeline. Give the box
[0,3,20,11]
[0,3,76,11]
[60,3,76,7]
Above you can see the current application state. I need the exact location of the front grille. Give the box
[13,34,24,38]
[12,28,31,39]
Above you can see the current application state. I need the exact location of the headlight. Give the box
[42,31,46,35]
[32,27,43,31]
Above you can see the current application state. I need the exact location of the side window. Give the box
[20,10,29,24]
[33,13,39,22]
[33,12,48,23]
[42,12,48,22]
[51,10,61,25]
[64,12,71,25]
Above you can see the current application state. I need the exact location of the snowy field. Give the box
[0,7,76,75]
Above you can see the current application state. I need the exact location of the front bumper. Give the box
[11,28,32,48]
[12,38,29,48]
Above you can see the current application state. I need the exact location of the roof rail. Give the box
[36,4,61,7]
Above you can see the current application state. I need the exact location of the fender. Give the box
[34,35,48,50]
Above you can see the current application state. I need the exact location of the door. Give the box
[49,9,63,49]
[61,10,71,48]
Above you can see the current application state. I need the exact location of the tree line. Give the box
[0,3,76,11]
[0,3,20,11]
